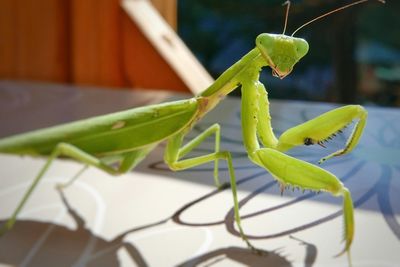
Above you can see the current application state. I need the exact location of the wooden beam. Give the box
[122,12,188,92]
[122,0,213,94]
[149,0,177,30]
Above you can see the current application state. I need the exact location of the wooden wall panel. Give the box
[0,0,69,82]
[0,0,210,93]
[70,0,125,87]
[0,0,17,78]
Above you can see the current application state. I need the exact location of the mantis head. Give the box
[256,33,309,79]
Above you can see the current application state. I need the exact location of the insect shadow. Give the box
[0,181,312,267]
[176,246,291,267]
[176,236,316,267]
[0,188,166,267]
[0,186,300,267]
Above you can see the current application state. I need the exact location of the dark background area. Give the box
[178,0,400,106]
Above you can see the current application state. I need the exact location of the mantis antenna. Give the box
[282,1,291,35]
[291,0,385,37]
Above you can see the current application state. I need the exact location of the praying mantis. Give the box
[0,0,384,259]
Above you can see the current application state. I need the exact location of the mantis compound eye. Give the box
[294,40,309,59]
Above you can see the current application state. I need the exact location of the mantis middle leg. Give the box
[164,124,254,249]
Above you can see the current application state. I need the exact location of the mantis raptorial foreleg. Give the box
[240,75,356,256]
[253,148,354,255]
[277,105,367,163]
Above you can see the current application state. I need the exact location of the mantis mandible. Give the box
[0,0,384,258]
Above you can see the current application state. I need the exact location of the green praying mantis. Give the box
[0,0,384,258]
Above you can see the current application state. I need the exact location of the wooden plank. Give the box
[122,0,214,95]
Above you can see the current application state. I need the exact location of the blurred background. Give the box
[179,0,400,106]
[0,0,399,106]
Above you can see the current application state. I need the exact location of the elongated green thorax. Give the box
[199,33,309,120]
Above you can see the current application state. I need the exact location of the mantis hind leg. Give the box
[0,143,153,235]
[164,124,255,250]
[56,165,89,189]
[57,145,156,189]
